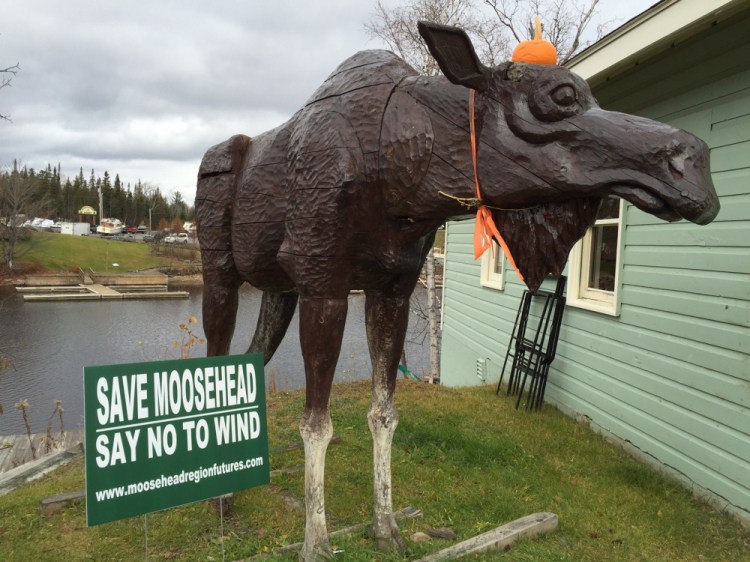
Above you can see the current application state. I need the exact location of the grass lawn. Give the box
[9,231,198,273]
[0,381,747,560]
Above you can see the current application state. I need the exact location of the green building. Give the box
[440,0,749,523]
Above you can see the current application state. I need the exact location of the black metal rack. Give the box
[496,276,567,411]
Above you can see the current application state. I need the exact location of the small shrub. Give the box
[173,315,206,359]
[14,399,35,460]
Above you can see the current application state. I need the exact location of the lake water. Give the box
[0,284,432,436]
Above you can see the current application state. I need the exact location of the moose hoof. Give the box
[299,539,332,562]
[370,519,405,553]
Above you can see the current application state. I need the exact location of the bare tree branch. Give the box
[1,63,20,122]
[482,0,607,64]
[365,0,509,75]
[0,167,46,269]
[558,0,601,63]
[484,0,525,44]
[367,0,609,72]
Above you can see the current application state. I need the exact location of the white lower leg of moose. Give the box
[299,409,334,561]
[368,382,405,552]
[365,293,409,552]
[296,296,347,560]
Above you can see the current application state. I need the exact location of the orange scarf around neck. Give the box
[469,90,523,281]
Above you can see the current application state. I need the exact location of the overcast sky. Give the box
[1,0,656,205]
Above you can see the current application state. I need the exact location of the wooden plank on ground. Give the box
[40,490,86,515]
[414,512,559,562]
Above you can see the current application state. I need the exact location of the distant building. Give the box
[77,205,97,225]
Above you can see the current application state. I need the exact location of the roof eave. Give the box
[566,0,747,84]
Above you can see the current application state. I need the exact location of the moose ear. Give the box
[417,21,489,90]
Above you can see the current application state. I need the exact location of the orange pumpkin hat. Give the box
[512,16,557,65]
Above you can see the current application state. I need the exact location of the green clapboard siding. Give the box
[624,220,750,247]
[440,11,750,522]
[621,265,749,301]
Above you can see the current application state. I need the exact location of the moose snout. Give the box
[667,131,720,225]
[591,109,720,225]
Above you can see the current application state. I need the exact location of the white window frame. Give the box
[567,198,625,316]
[480,241,505,290]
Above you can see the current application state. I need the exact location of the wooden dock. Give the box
[16,284,189,301]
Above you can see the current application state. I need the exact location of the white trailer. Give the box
[61,222,91,236]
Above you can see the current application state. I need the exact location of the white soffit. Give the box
[567,0,745,82]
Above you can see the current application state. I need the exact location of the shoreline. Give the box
[168,273,203,286]
[2,268,204,288]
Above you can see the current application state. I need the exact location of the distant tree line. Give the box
[4,161,194,231]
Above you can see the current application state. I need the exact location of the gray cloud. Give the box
[1,1,386,197]
[1,0,653,201]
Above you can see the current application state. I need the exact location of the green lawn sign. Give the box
[84,354,269,526]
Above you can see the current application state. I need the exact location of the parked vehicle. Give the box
[25,217,54,230]
[142,231,163,243]
[97,218,124,235]
[61,222,90,236]
[164,233,190,244]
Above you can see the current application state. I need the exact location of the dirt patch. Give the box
[155,266,203,286]
[158,266,202,277]
[0,263,49,285]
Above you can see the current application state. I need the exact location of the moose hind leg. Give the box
[248,290,298,364]
[202,251,242,356]
[365,292,409,552]
[298,296,347,561]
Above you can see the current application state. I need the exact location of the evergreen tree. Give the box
[76,168,85,189]
[0,162,189,228]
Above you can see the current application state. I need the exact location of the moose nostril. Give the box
[668,153,686,181]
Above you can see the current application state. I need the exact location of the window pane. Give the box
[480,240,505,290]
[588,224,618,291]
[597,196,621,221]
[492,244,503,274]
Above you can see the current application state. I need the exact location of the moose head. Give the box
[418,22,719,287]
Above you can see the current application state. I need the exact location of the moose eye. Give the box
[551,85,577,107]
[528,69,589,122]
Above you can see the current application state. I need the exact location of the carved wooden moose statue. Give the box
[196,22,719,560]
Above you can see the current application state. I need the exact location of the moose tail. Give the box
[195,134,251,253]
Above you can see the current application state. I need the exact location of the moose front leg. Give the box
[298,296,347,561]
[365,292,410,552]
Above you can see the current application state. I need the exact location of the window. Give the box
[567,197,624,315]
[480,241,505,290]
